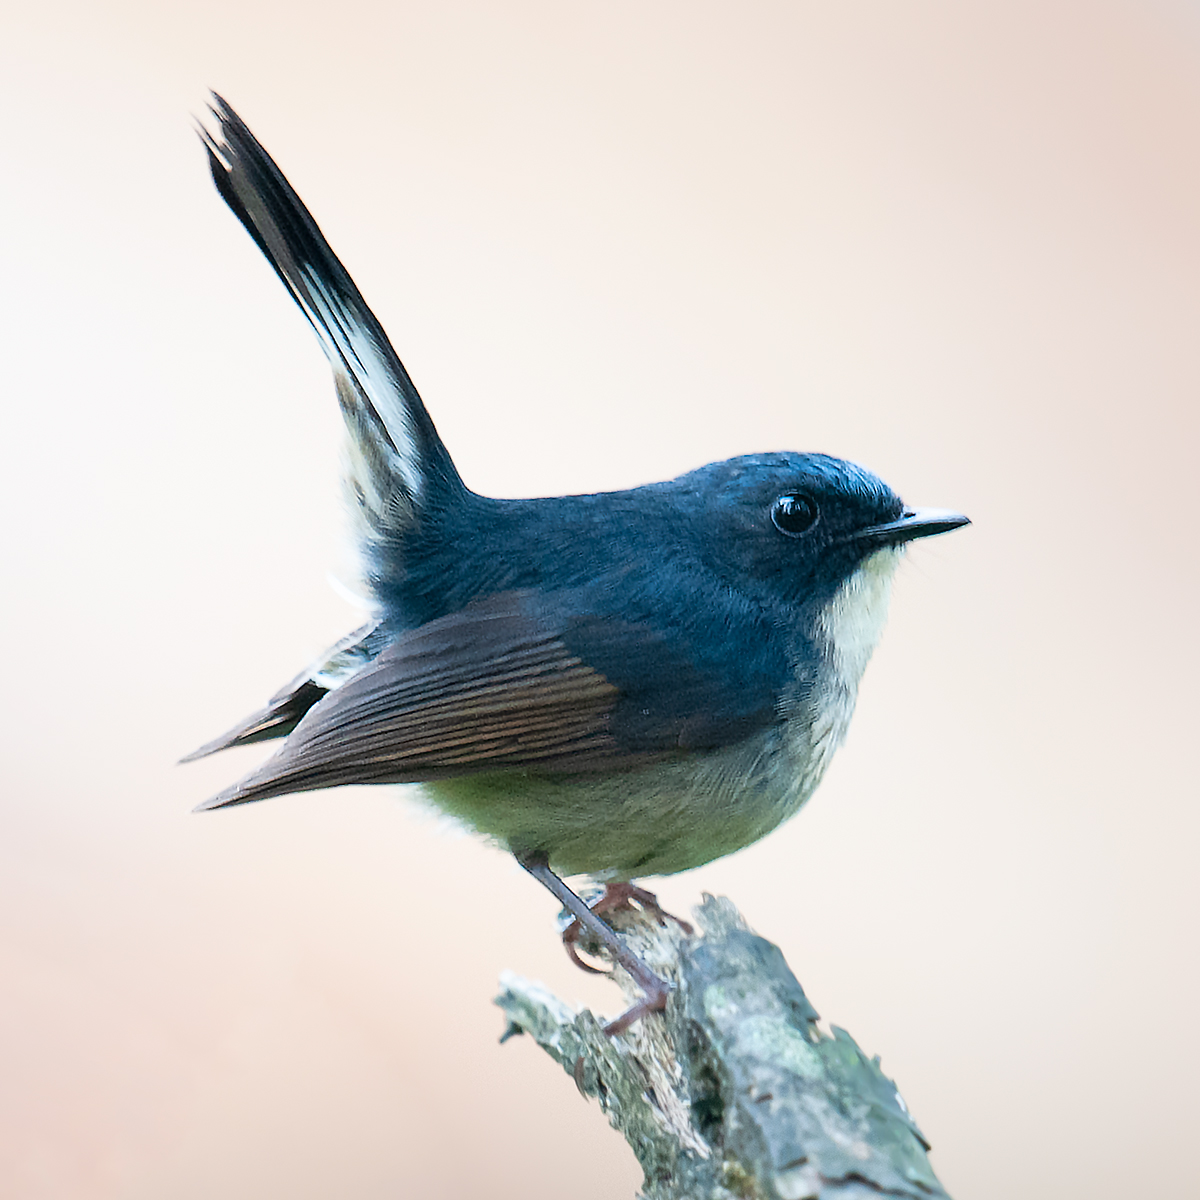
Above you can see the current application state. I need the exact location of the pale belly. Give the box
[424,699,841,878]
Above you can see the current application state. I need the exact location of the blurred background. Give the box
[2,1,1197,1196]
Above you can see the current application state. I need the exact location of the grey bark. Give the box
[496,895,949,1200]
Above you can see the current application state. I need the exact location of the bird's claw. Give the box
[561,881,693,974]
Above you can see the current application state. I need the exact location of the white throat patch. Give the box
[816,546,902,689]
[782,545,903,803]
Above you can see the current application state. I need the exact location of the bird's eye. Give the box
[771,492,820,536]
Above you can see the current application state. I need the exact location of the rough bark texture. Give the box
[496,895,949,1200]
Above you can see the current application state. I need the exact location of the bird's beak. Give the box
[853,507,971,547]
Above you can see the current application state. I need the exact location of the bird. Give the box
[188,96,969,1033]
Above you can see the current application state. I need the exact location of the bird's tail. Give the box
[199,95,464,550]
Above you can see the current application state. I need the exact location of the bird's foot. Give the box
[518,855,681,1036]
[562,882,693,974]
[599,978,671,1036]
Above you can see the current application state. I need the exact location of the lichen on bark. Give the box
[496,895,949,1200]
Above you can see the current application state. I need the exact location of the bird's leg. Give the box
[518,854,673,1036]
[561,881,694,974]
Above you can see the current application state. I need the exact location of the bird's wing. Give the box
[196,591,783,810]
[200,95,461,536]
[181,620,386,762]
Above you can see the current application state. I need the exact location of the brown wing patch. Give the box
[197,594,661,810]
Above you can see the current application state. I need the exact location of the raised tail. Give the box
[200,95,464,542]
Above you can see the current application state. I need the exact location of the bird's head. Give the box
[674,452,969,610]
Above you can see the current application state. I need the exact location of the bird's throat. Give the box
[816,546,902,688]
[779,546,902,802]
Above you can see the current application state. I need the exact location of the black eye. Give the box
[771,492,820,536]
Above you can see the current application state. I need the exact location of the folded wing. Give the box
[196,591,782,810]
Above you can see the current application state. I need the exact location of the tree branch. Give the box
[496,895,949,1200]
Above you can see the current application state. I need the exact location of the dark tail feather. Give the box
[200,95,463,535]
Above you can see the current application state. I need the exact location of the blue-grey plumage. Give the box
[190,97,968,1014]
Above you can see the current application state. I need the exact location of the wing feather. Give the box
[181,621,386,762]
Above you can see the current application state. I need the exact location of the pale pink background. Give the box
[2,2,1197,1197]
